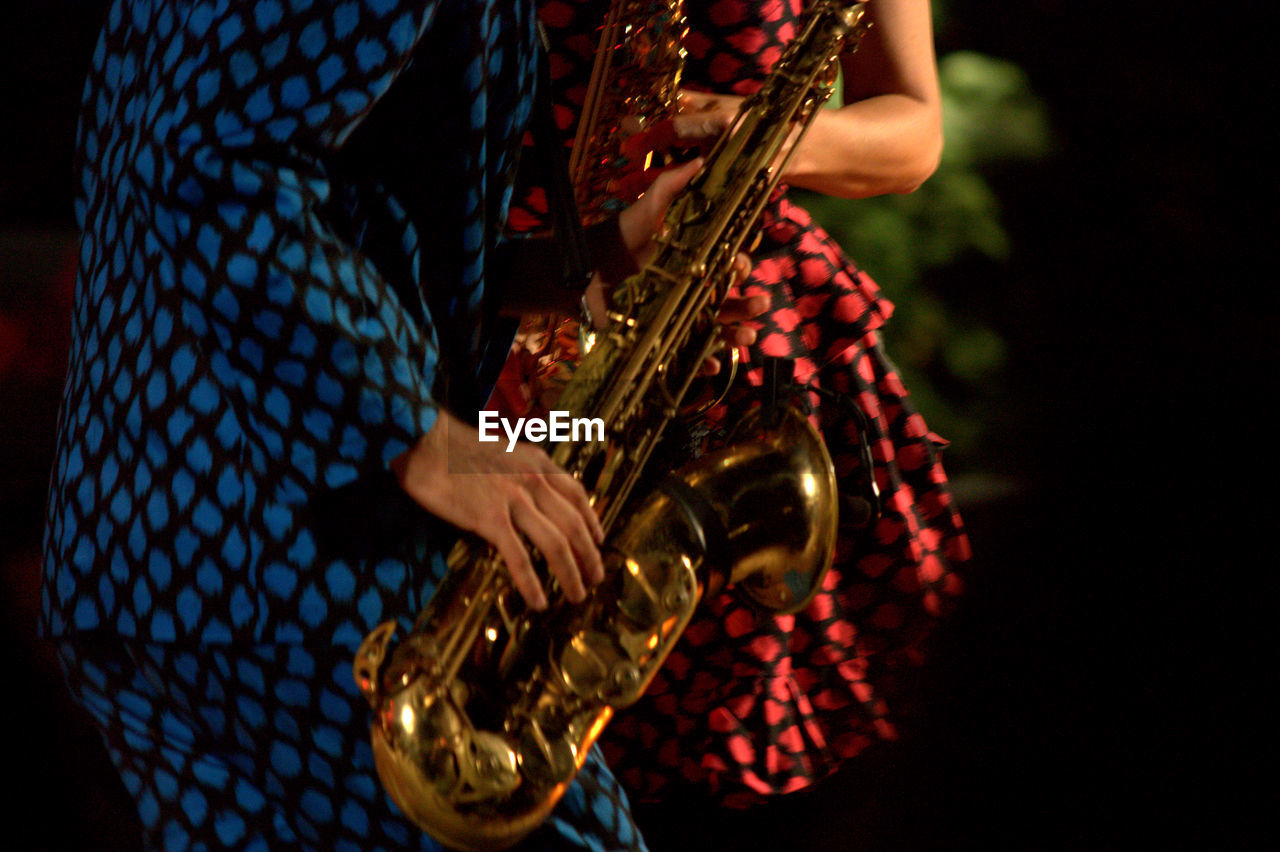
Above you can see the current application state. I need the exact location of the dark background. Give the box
[1,0,1269,848]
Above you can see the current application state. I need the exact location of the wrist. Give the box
[583,217,638,285]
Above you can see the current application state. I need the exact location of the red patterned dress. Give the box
[496,0,972,805]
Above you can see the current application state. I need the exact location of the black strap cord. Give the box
[532,22,594,292]
[759,356,882,529]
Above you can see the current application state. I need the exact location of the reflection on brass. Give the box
[569,0,688,221]
[355,3,868,849]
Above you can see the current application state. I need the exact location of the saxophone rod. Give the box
[568,1,624,184]
[601,101,819,431]
[593,330,724,534]
[589,121,791,429]
[586,75,850,527]
[567,4,861,530]
[436,553,507,685]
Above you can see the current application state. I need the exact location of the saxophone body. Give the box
[501,0,687,406]
[355,4,869,849]
[568,0,688,221]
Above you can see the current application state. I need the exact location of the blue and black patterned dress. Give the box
[42,0,643,848]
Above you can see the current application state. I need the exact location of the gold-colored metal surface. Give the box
[568,0,687,221]
[355,3,868,848]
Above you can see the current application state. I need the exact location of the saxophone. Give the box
[501,0,687,413]
[354,4,869,849]
[568,0,688,221]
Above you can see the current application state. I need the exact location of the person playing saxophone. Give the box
[499,0,972,814]
[41,1,760,849]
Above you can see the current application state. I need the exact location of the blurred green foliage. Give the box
[798,47,1052,463]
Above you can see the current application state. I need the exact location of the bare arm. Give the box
[679,0,943,199]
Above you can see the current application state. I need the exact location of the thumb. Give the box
[619,158,705,257]
[642,157,703,215]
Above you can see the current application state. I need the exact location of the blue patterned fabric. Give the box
[44,0,535,645]
[57,637,646,850]
[42,0,647,848]
[59,637,442,850]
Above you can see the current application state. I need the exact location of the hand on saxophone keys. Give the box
[614,86,825,202]
[393,160,763,613]
[391,410,605,611]
[606,158,766,375]
[709,276,768,374]
[610,89,738,200]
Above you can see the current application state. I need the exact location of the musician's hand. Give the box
[709,282,768,372]
[672,89,745,147]
[611,90,741,201]
[587,258,761,373]
[392,411,605,611]
[617,88,817,201]
[583,158,707,329]
[616,157,703,265]
[702,269,767,375]
[619,90,740,158]
[603,159,764,374]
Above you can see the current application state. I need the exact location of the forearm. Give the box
[785,0,942,198]
[784,93,943,198]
